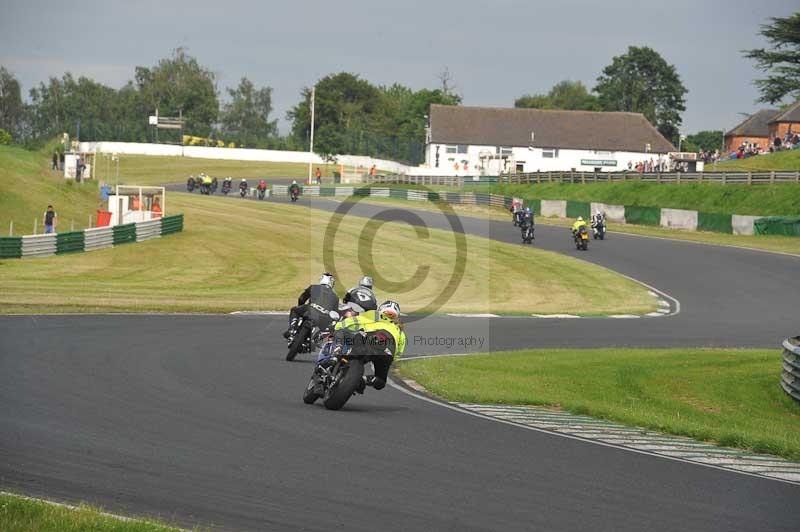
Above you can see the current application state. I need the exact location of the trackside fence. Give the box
[0,214,184,259]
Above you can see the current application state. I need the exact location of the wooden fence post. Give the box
[722,173,727,185]
[748,172,752,185]
[770,171,775,184]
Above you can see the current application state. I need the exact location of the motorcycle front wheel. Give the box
[323,359,364,410]
[286,323,311,361]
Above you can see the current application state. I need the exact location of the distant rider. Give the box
[520,207,534,239]
[289,180,301,198]
[591,211,605,232]
[239,178,248,191]
[284,273,340,339]
[343,275,378,313]
[258,179,267,191]
[572,216,587,236]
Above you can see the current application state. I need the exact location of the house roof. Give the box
[725,109,779,137]
[428,104,676,153]
[769,100,800,123]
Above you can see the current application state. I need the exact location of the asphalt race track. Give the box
[1,192,799,531]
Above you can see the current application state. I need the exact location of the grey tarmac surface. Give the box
[1,191,799,531]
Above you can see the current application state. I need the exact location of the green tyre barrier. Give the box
[0,236,23,258]
[427,191,440,202]
[697,212,733,234]
[754,216,800,237]
[624,205,661,226]
[527,198,542,215]
[55,231,86,254]
[160,215,184,236]
[566,201,591,220]
[112,223,137,245]
[389,188,407,200]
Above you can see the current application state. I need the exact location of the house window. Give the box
[497,146,513,155]
[542,148,559,158]
[446,145,468,154]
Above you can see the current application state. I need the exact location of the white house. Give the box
[424,104,676,174]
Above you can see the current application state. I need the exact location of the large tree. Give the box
[744,12,800,104]
[515,80,599,111]
[594,46,687,143]
[28,73,119,140]
[135,48,218,136]
[683,130,723,153]
[287,72,381,156]
[0,66,24,138]
[220,77,277,147]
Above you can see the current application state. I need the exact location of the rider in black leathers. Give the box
[284,273,340,339]
[342,275,377,313]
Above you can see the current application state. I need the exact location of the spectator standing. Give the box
[315,167,322,183]
[370,164,377,177]
[151,197,162,218]
[44,205,57,234]
[51,152,58,170]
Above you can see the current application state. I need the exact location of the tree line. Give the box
[0,12,796,160]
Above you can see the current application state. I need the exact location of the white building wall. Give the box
[425,142,670,174]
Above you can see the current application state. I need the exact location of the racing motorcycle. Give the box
[512,209,524,227]
[521,224,534,244]
[239,181,248,198]
[221,179,232,195]
[574,225,589,251]
[186,177,196,192]
[592,219,606,240]
[285,305,339,361]
[302,330,395,410]
[290,187,300,202]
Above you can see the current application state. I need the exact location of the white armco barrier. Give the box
[660,208,698,231]
[303,186,320,196]
[21,234,57,258]
[591,202,626,223]
[135,220,162,242]
[335,187,354,196]
[83,226,114,251]
[369,188,390,197]
[732,214,761,236]
[540,200,567,218]
[408,190,427,201]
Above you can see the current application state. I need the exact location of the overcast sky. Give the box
[1,0,797,135]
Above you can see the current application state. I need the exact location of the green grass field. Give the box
[99,153,344,186]
[0,193,655,315]
[0,492,188,532]
[708,148,800,172]
[398,348,800,460]
[482,182,800,216]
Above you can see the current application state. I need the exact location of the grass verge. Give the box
[397,348,800,460]
[326,196,800,255]
[482,182,800,217]
[0,193,655,315]
[0,492,189,532]
[707,148,800,172]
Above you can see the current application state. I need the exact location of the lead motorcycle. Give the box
[303,330,396,410]
[521,223,534,244]
[592,219,606,240]
[285,305,339,361]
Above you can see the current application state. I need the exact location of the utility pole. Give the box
[307,86,315,185]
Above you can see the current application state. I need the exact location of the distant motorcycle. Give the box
[290,188,300,202]
[574,226,589,251]
[257,187,266,200]
[221,179,232,195]
[210,177,219,194]
[239,181,248,198]
[186,177,196,192]
[521,224,534,244]
[592,220,606,240]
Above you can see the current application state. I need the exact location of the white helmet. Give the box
[241,178,246,182]
[319,272,335,289]
[377,300,400,322]
[292,180,297,185]
[359,276,374,289]
[577,216,584,222]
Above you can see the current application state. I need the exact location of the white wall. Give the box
[78,141,414,175]
[425,142,670,174]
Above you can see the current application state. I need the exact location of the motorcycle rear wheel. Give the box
[286,323,310,361]
[323,359,365,410]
